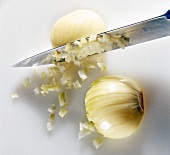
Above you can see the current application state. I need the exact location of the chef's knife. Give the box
[12,10,170,67]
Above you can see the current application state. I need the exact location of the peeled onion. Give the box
[85,76,144,139]
[50,10,106,47]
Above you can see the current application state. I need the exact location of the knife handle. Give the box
[164,10,170,19]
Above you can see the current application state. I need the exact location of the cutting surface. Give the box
[0,0,170,155]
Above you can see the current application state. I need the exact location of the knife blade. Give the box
[12,10,170,67]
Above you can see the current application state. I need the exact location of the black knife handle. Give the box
[164,10,170,19]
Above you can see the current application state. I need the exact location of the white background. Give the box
[0,0,170,155]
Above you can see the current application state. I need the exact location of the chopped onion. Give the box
[65,43,73,51]
[74,40,81,46]
[60,73,70,85]
[57,65,66,73]
[52,78,58,86]
[47,122,53,131]
[89,34,97,42]
[73,80,81,89]
[53,33,129,62]
[65,57,71,63]
[78,70,87,80]
[34,87,39,95]
[49,113,56,122]
[60,77,67,85]
[93,137,103,149]
[58,109,67,118]
[11,93,19,99]
[41,85,49,95]
[87,64,96,70]
[48,104,57,114]
[97,62,107,72]
[23,77,31,88]
[66,81,72,89]
[78,128,91,140]
[80,122,95,132]
[74,61,81,66]
[80,37,87,47]
[58,92,66,106]
[32,65,38,74]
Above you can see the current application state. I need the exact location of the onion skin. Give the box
[85,76,144,139]
[50,10,106,47]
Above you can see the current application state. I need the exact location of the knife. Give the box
[12,10,170,67]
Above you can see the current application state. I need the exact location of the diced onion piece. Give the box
[73,80,81,89]
[66,81,72,89]
[79,122,84,131]
[23,77,31,88]
[11,93,19,99]
[78,70,87,80]
[74,40,80,46]
[41,85,49,94]
[104,45,113,52]
[65,57,71,63]
[49,113,56,122]
[58,109,67,118]
[32,65,38,74]
[48,104,57,114]
[86,64,96,72]
[93,137,103,149]
[57,65,65,73]
[80,37,87,47]
[59,52,68,59]
[80,122,95,132]
[34,87,39,95]
[49,86,58,92]
[60,73,71,85]
[47,122,53,131]
[60,77,67,85]
[78,128,91,140]
[65,43,73,51]
[102,34,111,42]
[89,34,97,42]
[74,61,81,66]
[41,91,46,96]
[97,62,107,72]
[52,78,58,86]
[53,33,129,63]
[58,92,66,106]
[86,122,95,132]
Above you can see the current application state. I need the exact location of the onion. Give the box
[93,137,103,149]
[11,93,19,99]
[58,92,67,107]
[33,87,40,95]
[50,10,106,47]
[47,122,53,131]
[58,109,67,118]
[23,77,31,88]
[85,76,144,139]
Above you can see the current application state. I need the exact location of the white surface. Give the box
[0,0,170,155]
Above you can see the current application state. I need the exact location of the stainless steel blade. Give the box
[12,11,170,67]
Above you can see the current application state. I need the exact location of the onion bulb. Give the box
[50,10,106,47]
[85,76,144,139]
